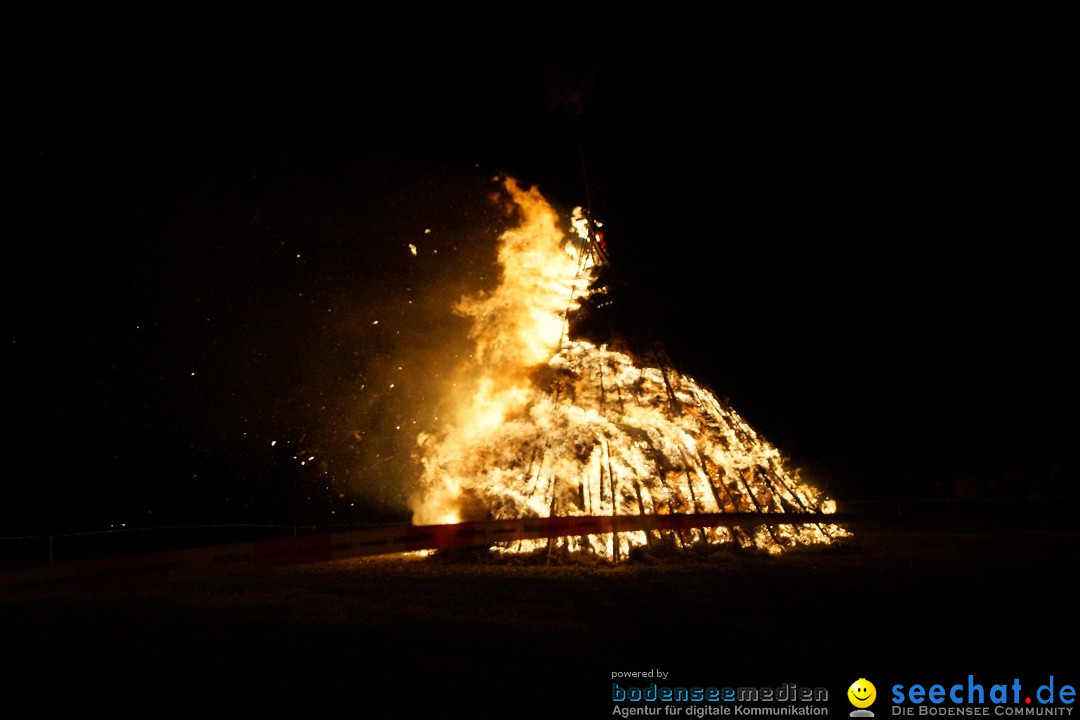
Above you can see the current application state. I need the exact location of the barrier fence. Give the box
[0,512,853,595]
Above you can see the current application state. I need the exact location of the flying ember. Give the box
[409,175,848,558]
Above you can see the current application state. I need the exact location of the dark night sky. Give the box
[2,10,1077,534]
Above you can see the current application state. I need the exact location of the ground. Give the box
[1,500,1076,717]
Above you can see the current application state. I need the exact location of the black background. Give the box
[3,9,1076,535]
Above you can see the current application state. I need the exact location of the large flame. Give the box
[409,176,847,556]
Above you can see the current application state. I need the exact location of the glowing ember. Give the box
[409,176,848,557]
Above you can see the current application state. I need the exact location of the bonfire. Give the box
[409,176,848,559]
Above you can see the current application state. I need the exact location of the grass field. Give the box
[2,500,1076,718]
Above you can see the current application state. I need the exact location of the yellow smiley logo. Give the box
[848,678,877,708]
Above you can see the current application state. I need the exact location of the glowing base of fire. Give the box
[491,523,849,559]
